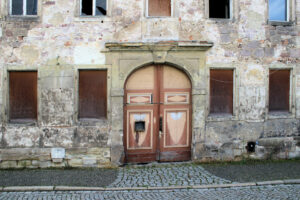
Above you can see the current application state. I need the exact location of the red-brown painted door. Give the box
[124,65,191,163]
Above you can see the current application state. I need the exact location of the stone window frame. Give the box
[75,0,111,20]
[2,65,40,126]
[205,0,236,21]
[206,65,239,122]
[145,0,175,18]
[267,0,296,26]
[2,0,42,21]
[265,66,295,119]
[74,65,111,126]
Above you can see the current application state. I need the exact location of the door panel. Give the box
[164,109,189,147]
[124,65,191,163]
[127,110,153,149]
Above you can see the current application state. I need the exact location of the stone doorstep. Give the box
[1,180,300,192]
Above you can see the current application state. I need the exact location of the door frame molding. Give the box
[104,41,213,165]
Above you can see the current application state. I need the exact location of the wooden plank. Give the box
[210,69,233,114]
[148,0,171,16]
[9,71,37,120]
[269,70,290,111]
[79,70,107,119]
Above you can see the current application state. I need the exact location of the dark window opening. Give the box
[81,0,93,15]
[9,71,37,121]
[26,0,38,15]
[269,70,290,112]
[81,0,106,16]
[96,0,107,15]
[12,0,23,15]
[209,0,230,19]
[79,70,107,119]
[210,69,233,114]
[12,0,37,15]
[148,0,171,17]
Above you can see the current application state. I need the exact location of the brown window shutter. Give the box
[79,70,107,119]
[9,71,37,120]
[210,69,233,114]
[148,0,171,16]
[269,70,290,112]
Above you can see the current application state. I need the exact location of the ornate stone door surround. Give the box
[104,41,213,165]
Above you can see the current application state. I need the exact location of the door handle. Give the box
[159,117,163,138]
[159,117,163,132]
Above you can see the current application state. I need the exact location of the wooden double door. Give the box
[124,65,192,163]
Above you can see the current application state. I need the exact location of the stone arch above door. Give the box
[104,41,212,165]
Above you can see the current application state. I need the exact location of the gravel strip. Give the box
[202,159,300,183]
[0,169,118,187]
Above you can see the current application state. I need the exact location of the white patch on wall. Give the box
[0,26,2,38]
[51,148,65,159]
[74,46,105,65]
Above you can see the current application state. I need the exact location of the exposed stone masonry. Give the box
[0,0,299,168]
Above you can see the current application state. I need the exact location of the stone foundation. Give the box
[0,147,110,169]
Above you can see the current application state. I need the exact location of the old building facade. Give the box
[0,0,299,168]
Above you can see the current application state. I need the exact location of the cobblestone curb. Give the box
[2,179,300,192]
[3,186,53,192]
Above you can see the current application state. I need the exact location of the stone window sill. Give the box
[268,20,294,26]
[267,111,294,119]
[207,113,236,122]
[9,119,37,126]
[74,16,110,22]
[78,118,108,126]
[5,15,40,22]
[146,16,173,19]
[144,17,177,22]
[208,18,233,23]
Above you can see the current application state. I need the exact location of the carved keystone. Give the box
[153,51,167,64]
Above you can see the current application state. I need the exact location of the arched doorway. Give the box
[124,64,192,163]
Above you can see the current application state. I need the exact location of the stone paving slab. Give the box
[0,184,299,200]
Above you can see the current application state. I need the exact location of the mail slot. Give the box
[135,121,145,132]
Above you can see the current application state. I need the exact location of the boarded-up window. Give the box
[148,0,171,17]
[269,70,290,111]
[209,0,230,19]
[9,71,37,121]
[79,70,107,119]
[210,69,233,114]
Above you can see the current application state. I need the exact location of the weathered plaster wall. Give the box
[0,0,299,168]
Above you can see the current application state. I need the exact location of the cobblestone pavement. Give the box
[0,184,299,200]
[109,163,232,187]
